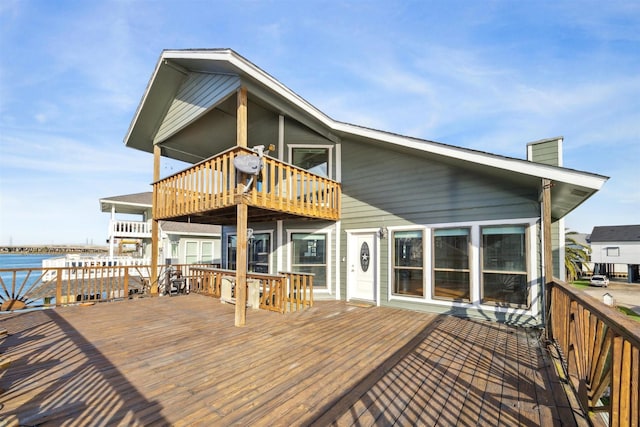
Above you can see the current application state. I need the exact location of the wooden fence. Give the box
[549,280,640,426]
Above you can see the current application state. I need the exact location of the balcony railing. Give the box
[548,280,640,426]
[153,146,341,222]
[110,219,151,238]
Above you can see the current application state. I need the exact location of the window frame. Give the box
[287,229,331,291]
[288,144,333,179]
[226,230,273,273]
[479,224,530,309]
[432,227,472,302]
[391,229,425,298]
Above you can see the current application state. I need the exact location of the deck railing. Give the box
[548,280,640,426]
[110,219,152,238]
[0,263,212,311]
[153,146,341,221]
[189,267,313,313]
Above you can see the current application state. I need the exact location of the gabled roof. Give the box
[590,225,640,243]
[124,49,609,220]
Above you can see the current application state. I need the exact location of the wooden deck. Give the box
[0,295,587,426]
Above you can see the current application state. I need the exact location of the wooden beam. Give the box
[542,179,553,283]
[237,87,247,148]
[542,178,553,336]
[151,144,161,295]
[235,202,248,326]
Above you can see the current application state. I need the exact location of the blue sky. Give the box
[0,0,638,245]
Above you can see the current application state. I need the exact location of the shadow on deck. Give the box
[0,295,586,426]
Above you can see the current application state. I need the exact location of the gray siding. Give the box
[528,138,561,166]
[338,138,542,325]
[155,72,240,144]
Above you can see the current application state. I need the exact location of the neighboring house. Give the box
[589,225,640,283]
[100,192,221,265]
[123,49,608,326]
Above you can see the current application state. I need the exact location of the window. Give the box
[433,228,470,301]
[291,233,326,288]
[201,242,213,264]
[392,230,423,297]
[291,147,329,177]
[481,225,528,307]
[185,241,198,264]
[606,247,620,257]
[227,233,271,273]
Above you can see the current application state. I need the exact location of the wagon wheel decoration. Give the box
[0,268,55,311]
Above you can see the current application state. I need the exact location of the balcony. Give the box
[153,146,341,224]
[110,219,151,238]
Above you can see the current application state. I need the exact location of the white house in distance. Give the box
[589,225,640,283]
[100,192,222,265]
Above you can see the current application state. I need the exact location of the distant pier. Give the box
[0,245,109,255]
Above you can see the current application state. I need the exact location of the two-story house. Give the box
[123,49,607,326]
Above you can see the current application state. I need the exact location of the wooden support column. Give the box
[151,144,161,295]
[542,178,553,336]
[542,178,553,284]
[235,86,248,326]
[237,86,248,148]
[235,203,248,326]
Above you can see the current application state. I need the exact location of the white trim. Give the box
[286,226,333,296]
[335,143,342,182]
[276,220,284,272]
[278,115,285,161]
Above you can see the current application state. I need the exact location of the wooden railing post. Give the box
[123,267,129,298]
[56,269,62,307]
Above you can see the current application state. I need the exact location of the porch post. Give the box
[235,86,248,326]
[237,86,247,148]
[151,144,161,295]
[109,205,115,258]
[542,178,553,336]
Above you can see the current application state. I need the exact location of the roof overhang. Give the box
[99,193,152,214]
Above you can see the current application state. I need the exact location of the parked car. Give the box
[590,275,609,287]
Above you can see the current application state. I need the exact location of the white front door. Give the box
[347,231,377,302]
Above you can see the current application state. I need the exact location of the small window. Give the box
[392,230,423,297]
[291,147,329,177]
[606,247,620,257]
[481,225,529,307]
[433,228,471,301]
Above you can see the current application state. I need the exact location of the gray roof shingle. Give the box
[589,225,640,242]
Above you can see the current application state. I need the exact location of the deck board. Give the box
[0,295,585,426]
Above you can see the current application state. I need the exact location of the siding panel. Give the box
[155,73,241,143]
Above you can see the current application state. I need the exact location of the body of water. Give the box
[0,254,57,309]
[0,253,55,269]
